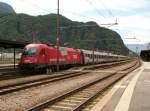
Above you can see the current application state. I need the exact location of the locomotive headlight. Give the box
[24,59,31,63]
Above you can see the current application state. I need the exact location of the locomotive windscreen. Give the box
[140,50,150,61]
[22,47,36,56]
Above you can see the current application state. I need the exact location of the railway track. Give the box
[27,60,140,111]
[0,59,131,81]
[0,67,25,81]
[0,71,89,95]
[0,65,16,69]
[0,65,15,73]
[0,68,29,81]
[71,59,133,70]
[0,59,136,95]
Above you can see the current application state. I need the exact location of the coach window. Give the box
[40,49,46,55]
[90,54,92,58]
[95,55,97,58]
[85,54,87,57]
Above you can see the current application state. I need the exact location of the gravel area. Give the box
[0,71,115,111]
[0,75,51,88]
[0,71,75,88]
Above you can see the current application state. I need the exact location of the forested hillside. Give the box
[0,2,129,55]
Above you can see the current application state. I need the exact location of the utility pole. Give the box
[92,45,95,64]
[32,33,35,43]
[56,0,60,71]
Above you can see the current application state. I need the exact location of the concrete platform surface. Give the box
[90,62,150,111]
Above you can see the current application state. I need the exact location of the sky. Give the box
[1,0,150,45]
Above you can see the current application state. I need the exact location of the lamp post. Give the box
[56,0,60,71]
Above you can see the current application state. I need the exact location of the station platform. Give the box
[0,64,16,67]
[90,62,150,111]
[0,64,18,69]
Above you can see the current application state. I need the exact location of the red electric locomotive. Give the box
[19,43,128,73]
[19,43,83,73]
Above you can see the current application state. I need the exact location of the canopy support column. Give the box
[14,48,16,69]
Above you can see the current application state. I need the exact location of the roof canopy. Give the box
[0,39,30,48]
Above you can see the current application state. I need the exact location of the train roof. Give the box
[140,50,150,52]
[25,43,80,51]
[25,43,48,48]
[140,50,150,56]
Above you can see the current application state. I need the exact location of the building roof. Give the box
[0,39,30,48]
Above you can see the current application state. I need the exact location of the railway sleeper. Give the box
[56,102,78,106]
[48,105,73,111]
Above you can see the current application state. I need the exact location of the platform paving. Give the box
[90,62,150,111]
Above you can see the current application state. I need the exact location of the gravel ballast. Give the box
[0,71,112,111]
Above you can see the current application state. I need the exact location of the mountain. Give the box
[0,2,129,55]
[0,2,15,13]
[126,43,148,54]
[0,13,129,55]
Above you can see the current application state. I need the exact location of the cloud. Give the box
[98,0,150,11]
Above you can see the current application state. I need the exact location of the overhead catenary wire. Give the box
[59,22,118,29]
[20,0,54,14]
[98,0,115,18]
[61,10,103,24]
[84,0,118,28]
[84,0,106,18]
[19,0,104,24]
[97,0,118,27]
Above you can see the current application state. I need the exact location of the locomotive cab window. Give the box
[40,49,46,55]
[23,47,36,56]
